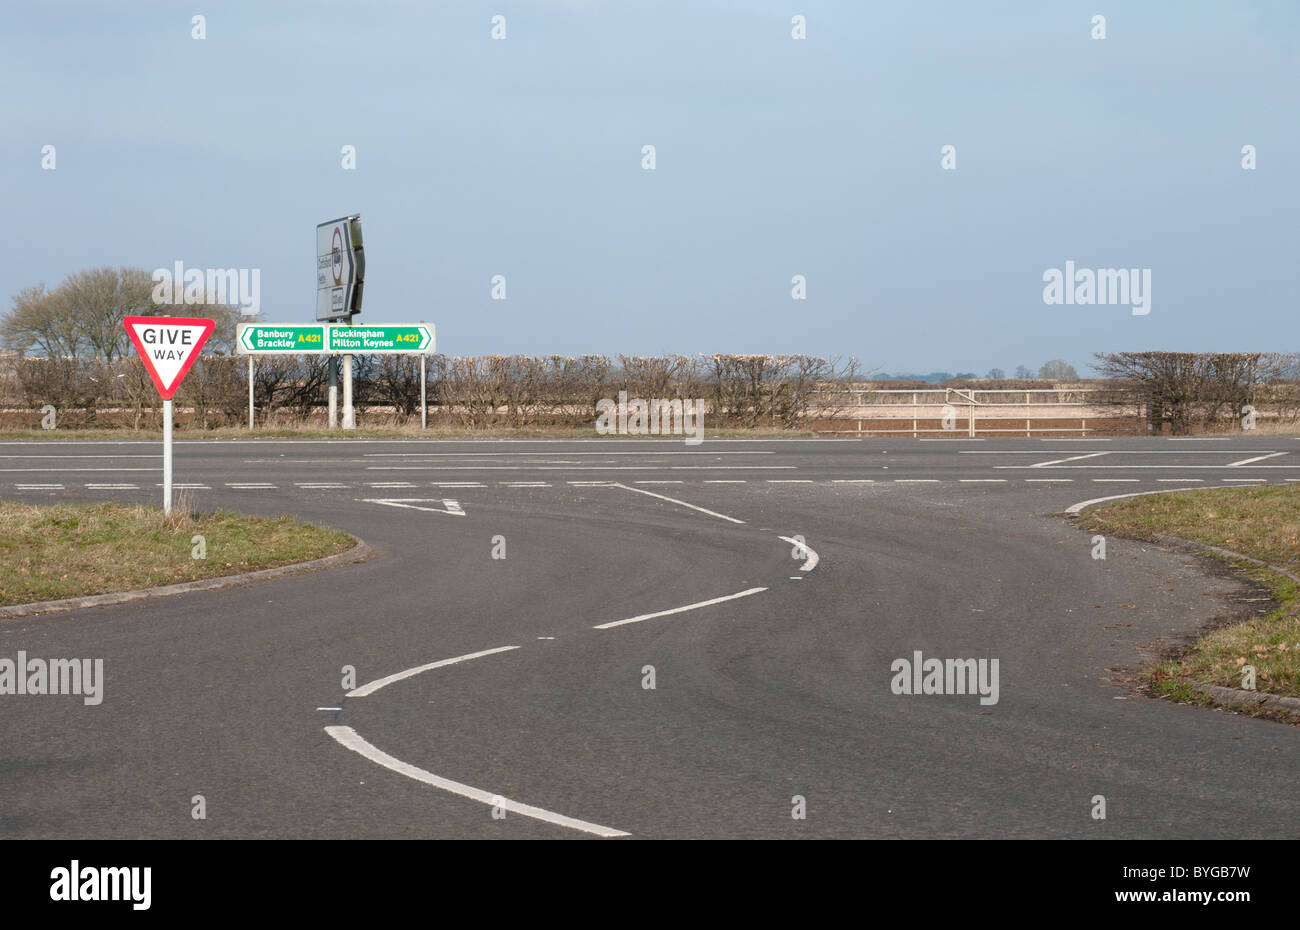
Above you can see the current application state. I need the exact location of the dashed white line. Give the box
[894,479,939,483]
[295,483,349,489]
[1024,478,1074,482]
[15,484,63,489]
[633,480,683,485]
[348,645,520,697]
[1092,479,1140,483]
[594,587,768,630]
[831,479,874,483]
[325,726,629,838]
[503,482,551,487]
[959,479,1006,483]
[767,479,813,483]
[704,480,747,484]
[366,482,417,488]
[226,483,276,489]
[86,483,139,489]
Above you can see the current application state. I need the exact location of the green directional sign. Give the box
[327,323,434,354]
[237,324,327,354]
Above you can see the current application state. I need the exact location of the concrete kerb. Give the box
[0,537,373,621]
[1065,487,1300,718]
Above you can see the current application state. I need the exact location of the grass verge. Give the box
[1078,485,1300,706]
[0,500,355,607]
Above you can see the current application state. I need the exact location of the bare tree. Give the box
[1037,359,1079,381]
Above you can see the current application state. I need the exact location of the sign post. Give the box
[122,316,215,514]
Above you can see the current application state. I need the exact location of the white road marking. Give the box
[432,481,486,487]
[894,479,939,483]
[1024,478,1073,482]
[0,467,158,472]
[633,480,683,485]
[366,482,417,488]
[1030,452,1110,467]
[1092,479,1140,483]
[594,587,768,629]
[959,479,1006,483]
[296,482,349,488]
[504,482,551,487]
[611,482,745,523]
[1227,452,1287,467]
[777,536,820,572]
[86,483,138,489]
[767,479,813,483]
[1065,487,1204,515]
[1159,478,1201,482]
[317,707,342,712]
[704,480,747,483]
[363,451,773,457]
[832,479,874,483]
[0,454,157,458]
[15,484,63,489]
[566,481,615,486]
[360,498,466,517]
[1222,478,1266,482]
[163,483,209,489]
[226,483,276,489]
[325,726,629,838]
[348,645,521,697]
[368,465,796,471]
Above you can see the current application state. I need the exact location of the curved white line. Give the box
[348,646,520,697]
[777,536,820,572]
[1064,487,1203,515]
[325,726,629,837]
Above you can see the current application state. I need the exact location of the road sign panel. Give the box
[317,215,364,321]
[123,316,215,399]
[327,324,434,354]
[237,324,327,354]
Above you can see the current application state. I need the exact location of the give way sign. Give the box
[123,316,216,399]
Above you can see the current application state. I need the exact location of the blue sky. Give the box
[3,0,1297,376]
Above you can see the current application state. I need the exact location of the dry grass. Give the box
[0,501,354,607]
[1080,485,1300,701]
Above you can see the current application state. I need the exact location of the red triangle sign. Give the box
[123,316,216,399]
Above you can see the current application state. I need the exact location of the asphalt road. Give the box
[1,435,1297,838]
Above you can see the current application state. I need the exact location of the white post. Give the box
[342,353,355,429]
[420,354,428,430]
[163,398,173,515]
[328,356,339,429]
[248,356,255,430]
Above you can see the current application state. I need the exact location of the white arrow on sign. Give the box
[360,498,465,516]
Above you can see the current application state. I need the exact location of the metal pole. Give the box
[163,398,173,515]
[248,356,255,430]
[420,354,427,430]
[328,356,339,429]
[342,353,355,429]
